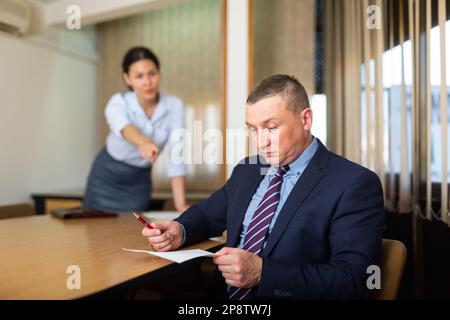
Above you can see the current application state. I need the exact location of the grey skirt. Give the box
[83,148,152,212]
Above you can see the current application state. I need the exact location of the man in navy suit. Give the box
[142,74,385,299]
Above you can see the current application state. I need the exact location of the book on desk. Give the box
[50,207,119,219]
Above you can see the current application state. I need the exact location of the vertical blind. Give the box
[325,0,449,225]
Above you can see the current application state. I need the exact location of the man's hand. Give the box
[141,220,183,251]
[213,247,262,288]
[138,140,159,162]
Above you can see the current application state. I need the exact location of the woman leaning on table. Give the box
[83,46,189,213]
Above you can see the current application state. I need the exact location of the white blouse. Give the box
[105,91,187,177]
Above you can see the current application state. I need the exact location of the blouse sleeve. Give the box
[104,93,131,138]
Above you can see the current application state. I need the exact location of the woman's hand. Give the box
[171,176,188,213]
[175,203,190,213]
[139,140,159,162]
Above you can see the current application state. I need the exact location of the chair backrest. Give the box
[0,203,35,219]
[371,239,407,300]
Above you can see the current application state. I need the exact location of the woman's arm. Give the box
[122,124,159,162]
[121,124,153,146]
[104,94,158,162]
[171,176,189,213]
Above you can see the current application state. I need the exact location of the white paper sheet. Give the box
[122,248,215,263]
[143,211,180,221]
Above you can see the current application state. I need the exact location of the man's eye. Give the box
[268,127,278,131]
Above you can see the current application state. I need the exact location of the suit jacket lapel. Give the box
[261,142,329,257]
[227,162,268,247]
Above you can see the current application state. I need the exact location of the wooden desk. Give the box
[0,214,223,299]
[31,191,212,214]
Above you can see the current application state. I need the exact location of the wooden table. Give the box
[0,214,223,299]
[31,191,212,214]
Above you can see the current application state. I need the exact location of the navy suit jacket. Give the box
[175,140,385,299]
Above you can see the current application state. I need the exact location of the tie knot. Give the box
[275,165,290,177]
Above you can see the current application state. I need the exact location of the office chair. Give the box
[371,239,407,300]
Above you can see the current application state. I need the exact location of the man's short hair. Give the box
[246,74,310,113]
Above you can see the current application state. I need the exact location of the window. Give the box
[372,20,450,183]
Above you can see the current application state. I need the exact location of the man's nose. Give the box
[258,130,271,148]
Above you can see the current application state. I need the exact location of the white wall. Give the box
[226,0,249,178]
[0,9,98,205]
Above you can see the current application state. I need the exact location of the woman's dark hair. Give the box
[122,46,160,74]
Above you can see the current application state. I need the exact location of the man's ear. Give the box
[301,108,313,130]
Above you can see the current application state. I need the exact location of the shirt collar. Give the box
[267,136,319,176]
[127,91,168,121]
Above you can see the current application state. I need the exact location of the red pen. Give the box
[132,212,156,229]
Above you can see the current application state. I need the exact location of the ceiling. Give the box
[33,0,62,3]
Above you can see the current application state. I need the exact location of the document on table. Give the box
[143,211,180,221]
[122,248,215,264]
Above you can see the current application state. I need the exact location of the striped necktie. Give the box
[228,165,290,300]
